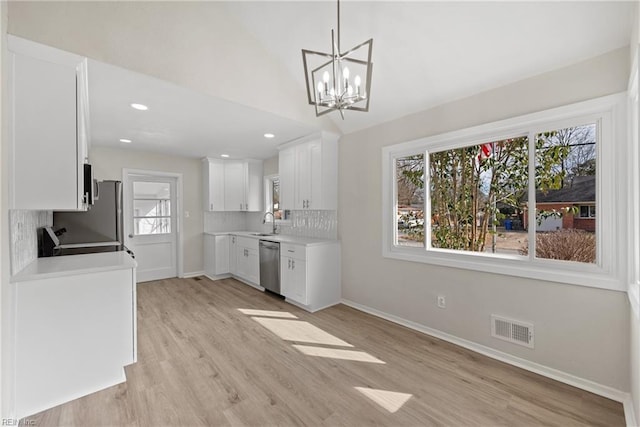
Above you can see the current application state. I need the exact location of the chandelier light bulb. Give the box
[355,75,362,95]
[317,82,324,101]
[323,71,330,83]
[343,67,350,79]
[347,85,353,96]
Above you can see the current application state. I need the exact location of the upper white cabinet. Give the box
[278,132,338,210]
[202,158,263,212]
[8,36,90,211]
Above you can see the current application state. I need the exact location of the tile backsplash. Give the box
[249,210,338,240]
[205,210,337,240]
[203,211,248,233]
[10,210,52,275]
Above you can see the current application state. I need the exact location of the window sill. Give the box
[383,245,624,292]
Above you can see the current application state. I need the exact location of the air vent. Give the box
[491,315,534,348]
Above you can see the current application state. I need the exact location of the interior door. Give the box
[125,174,177,282]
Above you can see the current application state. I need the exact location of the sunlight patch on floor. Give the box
[237,309,297,318]
[355,387,412,413]
[252,318,353,347]
[293,345,386,364]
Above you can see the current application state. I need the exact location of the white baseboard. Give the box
[623,395,638,427]
[341,298,634,425]
[182,271,205,279]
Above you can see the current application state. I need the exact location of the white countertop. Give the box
[11,251,137,283]
[204,231,339,247]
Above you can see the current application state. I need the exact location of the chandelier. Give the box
[302,0,373,119]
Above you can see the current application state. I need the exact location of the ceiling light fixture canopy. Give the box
[302,0,373,119]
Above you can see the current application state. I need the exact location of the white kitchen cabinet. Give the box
[14,261,136,418]
[280,242,340,312]
[202,158,263,211]
[8,35,90,211]
[229,235,238,275]
[204,234,230,279]
[234,236,260,286]
[202,159,225,211]
[281,254,307,305]
[224,161,246,211]
[278,132,338,210]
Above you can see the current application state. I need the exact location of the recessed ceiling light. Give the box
[130,103,148,111]
[264,133,275,139]
[221,154,230,158]
[119,138,132,143]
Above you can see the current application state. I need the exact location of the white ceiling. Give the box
[87,1,634,159]
[88,59,318,160]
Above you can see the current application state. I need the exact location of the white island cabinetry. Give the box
[12,252,137,419]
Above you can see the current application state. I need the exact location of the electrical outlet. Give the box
[437,295,446,309]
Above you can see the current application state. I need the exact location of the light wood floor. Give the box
[26,277,625,426]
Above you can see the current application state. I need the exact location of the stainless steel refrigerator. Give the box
[53,180,131,256]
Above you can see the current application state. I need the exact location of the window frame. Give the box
[577,205,596,219]
[264,174,291,225]
[382,93,627,291]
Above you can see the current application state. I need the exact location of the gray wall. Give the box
[91,146,204,275]
[338,47,631,391]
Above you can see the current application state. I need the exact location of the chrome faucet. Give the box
[263,211,277,234]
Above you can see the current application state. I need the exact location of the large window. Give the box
[383,94,625,290]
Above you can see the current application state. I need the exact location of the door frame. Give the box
[122,168,184,279]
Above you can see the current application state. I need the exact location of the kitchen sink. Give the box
[251,233,276,237]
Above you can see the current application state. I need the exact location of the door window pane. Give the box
[133,181,172,235]
[532,124,596,263]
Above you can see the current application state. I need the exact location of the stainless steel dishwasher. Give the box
[259,240,280,294]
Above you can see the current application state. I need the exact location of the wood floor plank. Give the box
[23,277,625,426]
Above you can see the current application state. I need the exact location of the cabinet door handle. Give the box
[210,203,213,210]
[292,260,295,269]
[288,259,291,269]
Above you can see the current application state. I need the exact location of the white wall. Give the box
[338,47,630,391]
[91,146,203,275]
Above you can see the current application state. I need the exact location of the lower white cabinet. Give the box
[280,242,340,312]
[281,255,307,305]
[204,234,230,278]
[234,236,260,286]
[229,235,238,275]
[14,266,136,418]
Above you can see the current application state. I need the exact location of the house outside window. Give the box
[382,94,626,291]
